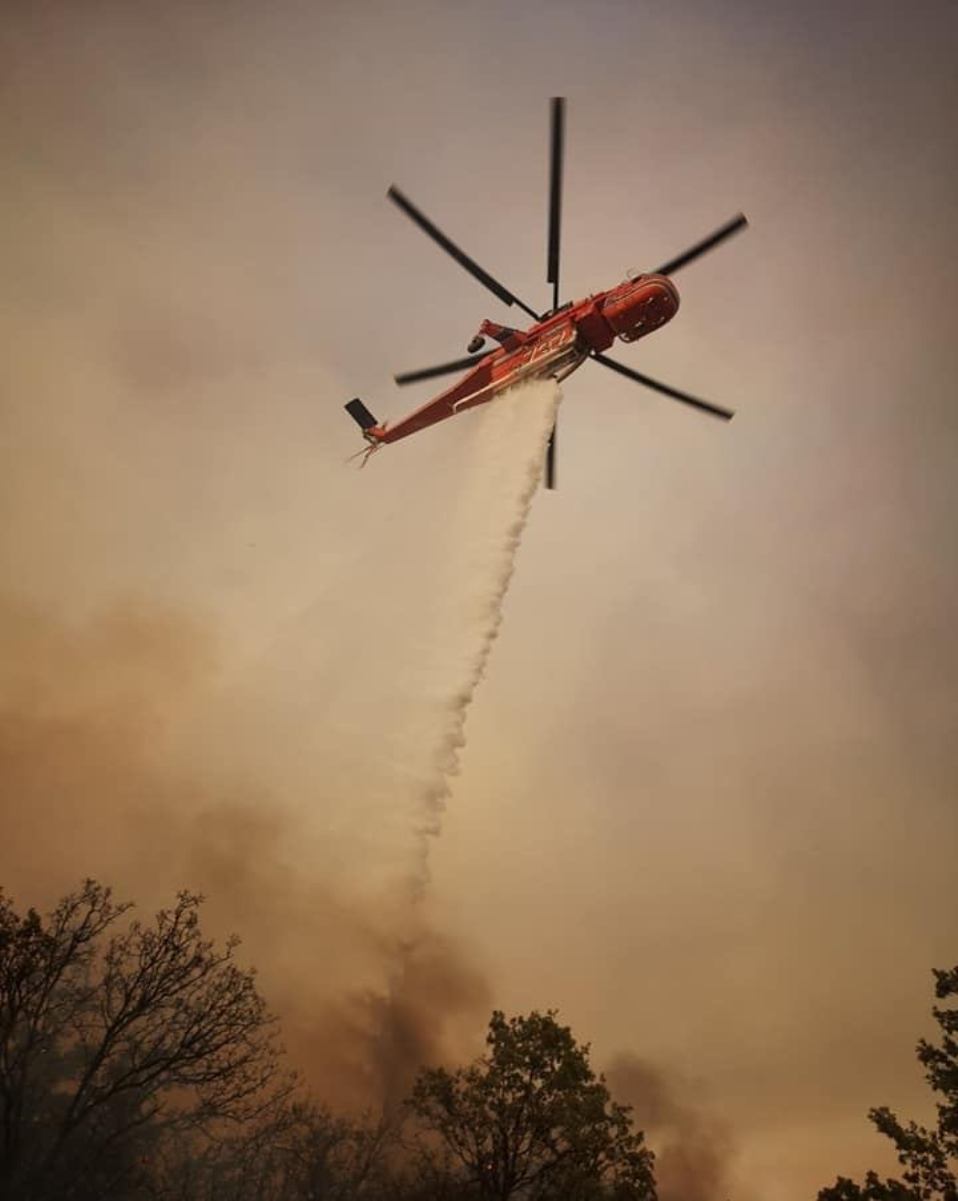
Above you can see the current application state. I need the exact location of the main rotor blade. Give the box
[545,424,557,490]
[387,185,541,322]
[394,354,484,386]
[653,213,748,277]
[592,353,735,420]
[546,97,565,312]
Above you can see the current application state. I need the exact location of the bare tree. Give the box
[270,1103,397,1199]
[149,1100,402,1201]
[0,880,288,1201]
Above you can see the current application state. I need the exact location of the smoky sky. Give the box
[3,2,958,1198]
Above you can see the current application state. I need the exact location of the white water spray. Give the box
[193,379,561,1090]
[357,378,562,875]
[406,378,561,840]
[234,378,561,904]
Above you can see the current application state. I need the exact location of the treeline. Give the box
[0,881,653,1200]
[0,882,955,1200]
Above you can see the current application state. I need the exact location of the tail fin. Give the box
[345,397,379,432]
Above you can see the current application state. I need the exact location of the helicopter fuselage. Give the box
[369,273,679,446]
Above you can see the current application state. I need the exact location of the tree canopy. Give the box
[818,965,958,1201]
[0,881,662,1200]
[406,1008,656,1201]
[0,880,287,1200]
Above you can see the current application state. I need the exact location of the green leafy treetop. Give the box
[406,1008,657,1201]
[818,965,958,1201]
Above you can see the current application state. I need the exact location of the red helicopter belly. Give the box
[490,320,579,384]
[381,360,493,443]
[382,321,584,443]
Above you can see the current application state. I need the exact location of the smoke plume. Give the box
[607,1055,736,1201]
[0,379,559,1110]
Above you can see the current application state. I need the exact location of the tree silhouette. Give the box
[818,965,958,1201]
[407,1009,656,1201]
[0,880,287,1200]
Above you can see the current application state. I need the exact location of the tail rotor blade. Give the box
[653,213,748,277]
[344,397,379,430]
[387,185,541,321]
[546,97,565,312]
[394,354,485,386]
[592,353,735,420]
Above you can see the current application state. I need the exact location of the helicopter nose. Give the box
[601,274,680,342]
[656,273,680,308]
[643,273,680,319]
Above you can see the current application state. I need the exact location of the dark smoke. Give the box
[0,597,490,1109]
[607,1054,735,1201]
[303,926,493,1113]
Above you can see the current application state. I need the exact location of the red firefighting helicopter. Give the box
[345,98,747,488]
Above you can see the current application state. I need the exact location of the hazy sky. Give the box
[2,2,957,1198]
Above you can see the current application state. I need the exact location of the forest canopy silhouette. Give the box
[3,879,955,1199]
[0,880,657,1200]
